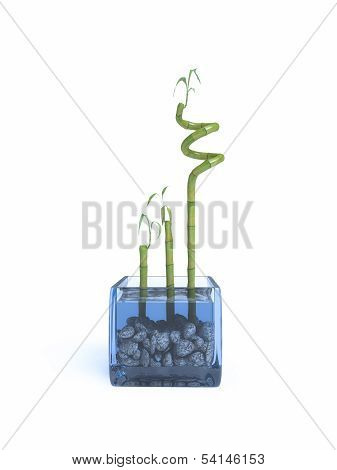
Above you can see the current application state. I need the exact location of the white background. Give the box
[1,0,337,468]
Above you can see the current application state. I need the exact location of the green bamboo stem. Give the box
[165,220,174,290]
[166,297,174,323]
[176,102,224,290]
[188,291,196,323]
[139,296,146,318]
[164,219,175,322]
[139,244,148,318]
[139,244,148,289]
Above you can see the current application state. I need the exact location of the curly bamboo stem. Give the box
[176,102,224,290]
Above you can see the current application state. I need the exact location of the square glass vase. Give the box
[109,276,222,387]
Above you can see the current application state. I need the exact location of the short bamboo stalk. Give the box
[164,220,175,321]
[188,291,196,323]
[139,244,148,318]
[139,244,148,289]
[165,220,174,290]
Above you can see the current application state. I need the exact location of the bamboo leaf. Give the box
[175,76,187,88]
[188,87,195,94]
[147,228,151,248]
[191,68,201,83]
[166,206,172,223]
[161,186,168,198]
[151,221,161,240]
[173,76,187,96]
[138,213,145,232]
[161,205,173,223]
[138,213,151,247]
[138,213,150,232]
[146,192,158,206]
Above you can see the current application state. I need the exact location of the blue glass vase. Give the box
[109,276,222,387]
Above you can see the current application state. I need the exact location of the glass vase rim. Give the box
[111,275,220,290]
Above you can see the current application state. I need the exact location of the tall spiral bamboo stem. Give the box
[176,102,224,292]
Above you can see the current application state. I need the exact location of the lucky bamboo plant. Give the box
[110,68,223,387]
[175,69,224,291]
[136,69,222,320]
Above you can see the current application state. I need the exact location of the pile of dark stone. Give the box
[116,314,214,368]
